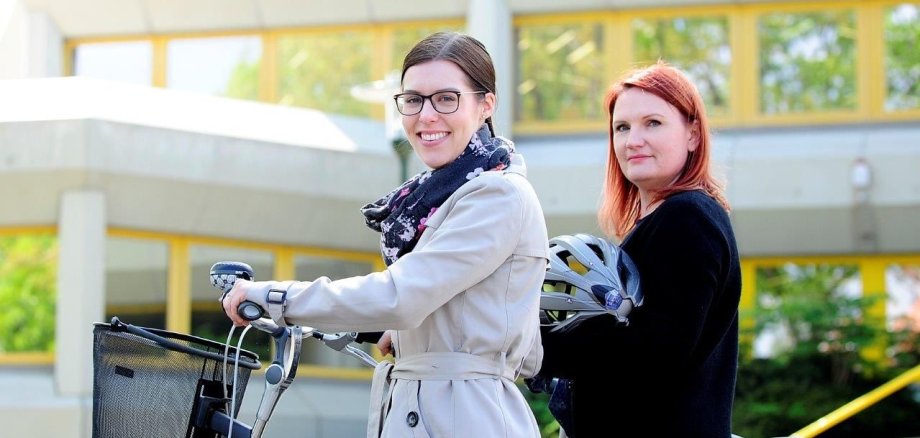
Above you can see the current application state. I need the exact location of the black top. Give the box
[540,190,741,437]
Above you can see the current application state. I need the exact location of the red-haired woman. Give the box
[539,62,742,437]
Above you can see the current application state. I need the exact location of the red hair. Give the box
[598,61,730,239]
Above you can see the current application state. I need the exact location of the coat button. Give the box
[406,411,419,427]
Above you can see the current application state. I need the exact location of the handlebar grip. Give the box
[238,301,264,321]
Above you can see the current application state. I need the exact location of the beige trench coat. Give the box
[244,154,548,438]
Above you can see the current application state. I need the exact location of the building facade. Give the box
[1,0,919,436]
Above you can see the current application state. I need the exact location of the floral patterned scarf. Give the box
[361,125,513,265]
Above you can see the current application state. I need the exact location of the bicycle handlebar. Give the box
[205,261,378,438]
[209,261,376,355]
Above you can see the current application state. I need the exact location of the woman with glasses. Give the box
[223,31,547,438]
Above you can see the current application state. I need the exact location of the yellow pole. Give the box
[739,259,757,354]
[152,36,168,88]
[273,247,295,281]
[166,237,190,333]
[790,364,920,437]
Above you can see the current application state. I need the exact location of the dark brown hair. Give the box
[401,31,497,136]
[598,61,730,239]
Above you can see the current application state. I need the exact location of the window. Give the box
[887,264,920,331]
[167,36,262,100]
[74,41,153,86]
[105,237,168,329]
[752,263,863,358]
[0,234,57,354]
[515,22,606,122]
[276,32,374,116]
[884,4,920,111]
[758,9,858,114]
[391,25,463,73]
[886,263,920,368]
[633,16,731,117]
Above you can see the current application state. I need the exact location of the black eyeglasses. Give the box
[393,91,486,116]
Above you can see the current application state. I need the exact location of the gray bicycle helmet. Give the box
[541,233,643,332]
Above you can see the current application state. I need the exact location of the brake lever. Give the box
[343,344,380,368]
[313,331,358,352]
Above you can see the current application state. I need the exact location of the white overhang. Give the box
[22,0,779,38]
[0,77,397,251]
[2,77,919,256]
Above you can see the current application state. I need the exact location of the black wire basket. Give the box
[92,317,260,438]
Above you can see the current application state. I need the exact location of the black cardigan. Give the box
[540,190,741,437]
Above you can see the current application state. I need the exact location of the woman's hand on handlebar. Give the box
[221,278,253,327]
[377,330,394,356]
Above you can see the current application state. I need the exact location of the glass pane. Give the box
[633,16,731,117]
[391,25,463,73]
[886,264,920,368]
[887,264,920,330]
[294,255,374,368]
[751,263,862,358]
[758,10,857,114]
[190,245,274,361]
[884,4,920,111]
[276,32,374,116]
[0,234,57,353]
[516,22,606,122]
[105,237,168,329]
[74,41,153,86]
[167,36,262,100]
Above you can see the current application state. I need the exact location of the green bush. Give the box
[733,355,920,437]
[0,235,57,353]
[523,385,561,438]
[733,264,920,437]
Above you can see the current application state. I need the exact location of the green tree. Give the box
[633,16,731,117]
[0,235,57,352]
[758,10,858,114]
[275,32,375,117]
[516,23,606,122]
[885,4,920,111]
[224,59,260,101]
[392,26,463,71]
[523,388,560,438]
[752,265,880,382]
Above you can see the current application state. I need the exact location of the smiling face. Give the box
[611,87,698,202]
[400,60,495,169]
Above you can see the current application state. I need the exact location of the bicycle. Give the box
[92,261,377,438]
